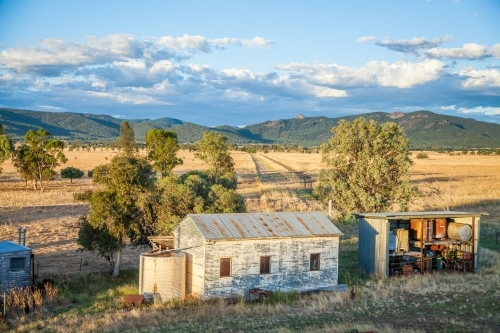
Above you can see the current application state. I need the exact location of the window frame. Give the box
[310,253,320,271]
[219,257,232,277]
[10,257,26,271]
[260,256,271,274]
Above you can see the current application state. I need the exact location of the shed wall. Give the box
[0,250,31,293]
[452,216,481,272]
[202,236,339,299]
[358,218,389,277]
[174,219,205,296]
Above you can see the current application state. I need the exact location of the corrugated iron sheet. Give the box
[187,212,342,240]
[356,211,487,219]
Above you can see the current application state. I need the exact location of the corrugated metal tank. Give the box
[139,251,186,301]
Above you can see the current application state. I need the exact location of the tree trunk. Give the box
[111,247,122,277]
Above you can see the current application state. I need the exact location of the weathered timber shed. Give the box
[174,212,343,299]
[356,211,485,278]
[0,240,32,293]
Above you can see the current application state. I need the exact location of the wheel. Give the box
[453,261,461,272]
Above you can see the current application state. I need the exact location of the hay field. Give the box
[1,150,499,280]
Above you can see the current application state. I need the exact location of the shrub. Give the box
[416,152,429,159]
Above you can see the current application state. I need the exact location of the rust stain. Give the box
[260,220,276,236]
[213,220,232,238]
[297,217,314,234]
[231,219,248,238]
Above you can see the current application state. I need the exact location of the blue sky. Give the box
[0,0,499,126]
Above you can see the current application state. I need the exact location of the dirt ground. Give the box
[0,149,499,280]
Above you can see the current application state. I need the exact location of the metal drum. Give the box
[447,223,472,241]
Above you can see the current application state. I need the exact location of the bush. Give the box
[416,152,429,159]
[61,167,84,184]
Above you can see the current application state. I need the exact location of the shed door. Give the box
[359,218,390,277]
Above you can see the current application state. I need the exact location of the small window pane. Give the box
[220,258,231,277]
[260,256,271,274]
[310,253,320,271]
[11,257,26,270]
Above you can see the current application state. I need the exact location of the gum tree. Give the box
[13,129,67,191]
[314,118,412,214]
[145,129,183,177]
[0,122,14,176]
[76,155,156,277]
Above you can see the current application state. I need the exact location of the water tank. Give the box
[139,251,186,301]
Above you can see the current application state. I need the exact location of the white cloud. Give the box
[356,36,376,43]
[222,68,256,80]
[376,36,452,55]
[156,34,211,52]
[440,105,456,110]
[459,106,500,116]
[277,59,445,88]
[241,36,275,47]
[426,43,500,60]
[458,67,500,87]
[312,86,347,98]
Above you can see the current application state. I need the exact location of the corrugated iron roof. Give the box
[0,240,30,254]
[184,212,343,240]
[356,211,487,219]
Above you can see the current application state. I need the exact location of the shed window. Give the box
[310,253,320,271]
[220,258,231,277]
[260,256,271,274]
[10,257,26,270]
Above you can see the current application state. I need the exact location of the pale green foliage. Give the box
[116,121,137,156]
[314,118,412,213]
[61,166,84,184]
[145,128,183,177]
[0,122,14,175]
[154,171,245,235]
[194,131,234,176]
[12,128,67,191]
[76,155,155,276]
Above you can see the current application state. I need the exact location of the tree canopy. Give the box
[314,118,412,214]
[12,129,67,191]
[61,166,84,184]
[75,155,156,276]
[194,131,234,177]
[145,128,183,177]
[0,122,14,175]
[116,121,137,156]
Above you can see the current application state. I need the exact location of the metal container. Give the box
[447,223,472,241]
[433,218,447,239]
[434,257,444,271]
[410,219,434,241]
[139,251,186,301]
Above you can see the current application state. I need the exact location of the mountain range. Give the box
[1,108,500,149]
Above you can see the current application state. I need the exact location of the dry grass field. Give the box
[0,149,499,332]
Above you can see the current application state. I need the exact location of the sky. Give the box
[0,0,499,126]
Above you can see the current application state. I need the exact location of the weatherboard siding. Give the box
[0,249,31,293]
[202,237,339,299]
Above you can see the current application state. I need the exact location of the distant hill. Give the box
[1,108,500,149]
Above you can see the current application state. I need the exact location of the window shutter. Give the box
[220,258,231,277]
[260,256,270,274]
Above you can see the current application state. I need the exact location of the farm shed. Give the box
[356,211,485,278]
[0,240,32,293]
[173,212,343,299]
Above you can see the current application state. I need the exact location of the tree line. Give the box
[1,118,416,276]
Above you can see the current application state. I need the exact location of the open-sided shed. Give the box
[356,211,484,278]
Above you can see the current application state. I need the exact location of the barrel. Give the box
[447,223,472,241]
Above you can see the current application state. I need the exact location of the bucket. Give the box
[435,257,443,271]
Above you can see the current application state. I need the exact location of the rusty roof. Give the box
[181,212,343,240]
